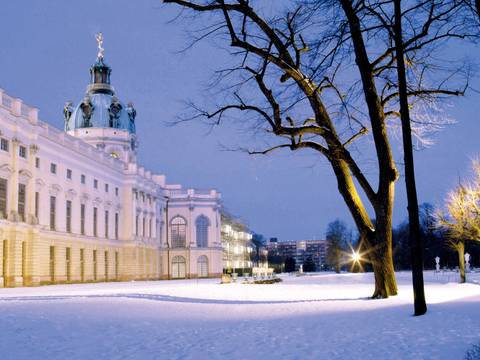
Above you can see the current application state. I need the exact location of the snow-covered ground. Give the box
[0,271,479,360]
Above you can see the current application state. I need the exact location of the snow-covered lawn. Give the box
[0,271,479,360]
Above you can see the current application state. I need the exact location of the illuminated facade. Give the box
[221,214,254,271]
[0,40,222,287]
[267,239,327,271]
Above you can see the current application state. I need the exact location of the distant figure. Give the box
[465,252,471,272]
[435,256,440,272]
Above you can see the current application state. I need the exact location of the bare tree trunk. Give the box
[371,194,397,298]
[335,264,341,274]
[331,158,397,297]
[339,0,399,297]
[393,0,427,316]
[457,241,466,283]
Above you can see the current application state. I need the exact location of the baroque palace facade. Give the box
[0,38,222,287]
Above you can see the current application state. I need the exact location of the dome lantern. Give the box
[64,32,136,135]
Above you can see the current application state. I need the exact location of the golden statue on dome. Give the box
[95,32,104,59]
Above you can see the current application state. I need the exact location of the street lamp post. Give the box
[165,196,170,280]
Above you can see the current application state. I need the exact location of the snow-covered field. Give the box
[0,271,479,360]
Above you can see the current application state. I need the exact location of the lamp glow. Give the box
[351,251,361,262]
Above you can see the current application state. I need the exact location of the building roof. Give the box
[64,55,136,134]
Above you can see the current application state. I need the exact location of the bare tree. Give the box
[392,0,426,315]
[438,161,480,283]
[163,0,472,298]
[326,220,350,273]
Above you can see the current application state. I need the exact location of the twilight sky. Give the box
[1,0,479,241]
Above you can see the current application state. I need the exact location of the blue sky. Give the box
[1,0,479,241]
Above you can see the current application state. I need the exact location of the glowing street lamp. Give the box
[351,251,361,262]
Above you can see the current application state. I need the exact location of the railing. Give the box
[167,188,219,198]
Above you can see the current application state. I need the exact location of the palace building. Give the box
[0,35,223,287]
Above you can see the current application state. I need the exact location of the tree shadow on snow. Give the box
[0,293,371,305]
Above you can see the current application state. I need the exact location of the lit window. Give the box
[110,152,118,159]
[50,163,57,174]
[19,145,27,159]
[0,138,8,152]
[66,169,72,180]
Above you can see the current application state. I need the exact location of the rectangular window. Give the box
[0,178,6,219]
[50,196,56,230]
[93,179,98,189]
[49,246,55,282]
[50,163,57,174]
[19,145,27,159]
[0,138,9,152]
[149,218,152,238]
[3,240,7,284]
[66,200,72,233]
[35,192,39,220]
[35,157,40,169]
[142,217,146,237]
[135,215,139,236]
[80,204,85,235]
[66,247,71,281]
[115,251,119,280]
[93,250,97,281]
[115,187,119,196]
[115,213,119,240]
[105,184,109,193]
[18,183,26,222]
[104,251,109,281]
[93,207,98,237]
[66,169,72,180]
[80,249,85,282]
[81,174,86,184]
[104,210,109,238]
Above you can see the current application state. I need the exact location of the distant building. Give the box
[221,213,254,271]
[267,239,327,271]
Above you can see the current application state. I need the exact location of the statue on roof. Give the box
[63,101,73,129]
[127,102,136,123]
[80,95,94,127]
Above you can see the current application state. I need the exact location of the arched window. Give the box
[170,216,186,248]
[195,215,210,248]
[172,256,186,279]
[197,255,208,278]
